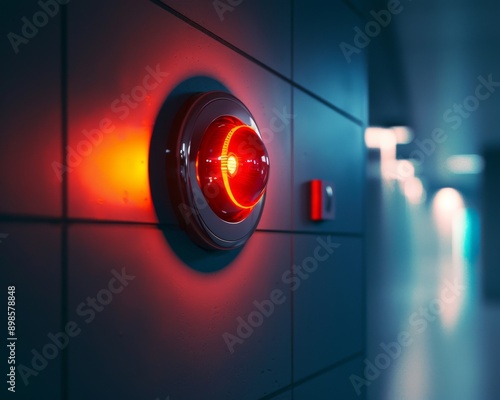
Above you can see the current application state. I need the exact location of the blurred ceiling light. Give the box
[379,130,397,180]
[391,126,414,144]
[403,177,425,205]
[446,154,484,174]
[365,127,393,148]
[365,126,413,148]
[433,188,464,214]
[432,188,465,236]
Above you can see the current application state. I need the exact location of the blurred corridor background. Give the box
[366,0,500,398]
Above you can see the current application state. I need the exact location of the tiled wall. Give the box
[1,0,367,399]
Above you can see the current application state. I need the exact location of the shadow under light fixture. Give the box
[168,91,270,250]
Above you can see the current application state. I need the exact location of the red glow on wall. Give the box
[76,127,152,213]
[196,116,270,222]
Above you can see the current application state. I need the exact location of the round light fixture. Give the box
[168,92,270,250]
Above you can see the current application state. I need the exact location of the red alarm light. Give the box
[196,116,270,222]
[167,91,270,250]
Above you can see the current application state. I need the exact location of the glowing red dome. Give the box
[196,115,270,222]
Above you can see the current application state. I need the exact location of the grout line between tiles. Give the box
[60,3,69,399]
[257,350,364,400]
[0,215,365,238]
[147,0,364,127]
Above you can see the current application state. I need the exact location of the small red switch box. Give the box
[310,180,335,221]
